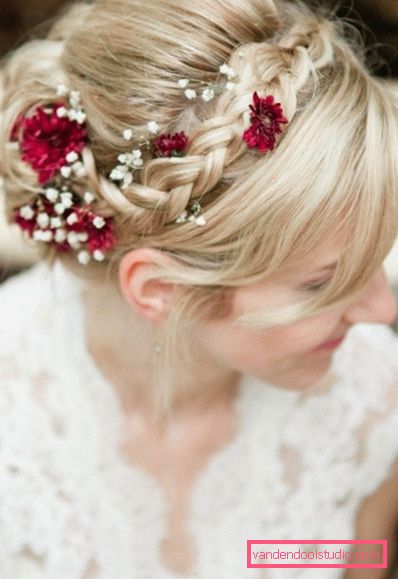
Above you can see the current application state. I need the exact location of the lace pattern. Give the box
[1,261,398,578]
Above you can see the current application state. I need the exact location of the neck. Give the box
[81,278,240,422]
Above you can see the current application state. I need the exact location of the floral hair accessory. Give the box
[243,92,288,153]
[10,85,117,264]
[154,131,189,158]
[178,63,237,102]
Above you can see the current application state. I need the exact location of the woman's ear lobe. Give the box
[118,248,177,323]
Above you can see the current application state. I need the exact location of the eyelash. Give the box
[302,279,331,292]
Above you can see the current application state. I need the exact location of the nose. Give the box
[343,268,398,327]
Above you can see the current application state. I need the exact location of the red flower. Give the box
[242,92,288,153]
[154,131,188,157]
[17,103,87,184]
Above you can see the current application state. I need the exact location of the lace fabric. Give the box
[1,261,398,578]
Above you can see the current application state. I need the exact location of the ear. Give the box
[118,248,178,324]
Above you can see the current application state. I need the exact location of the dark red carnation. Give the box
[154,131,188,157]
[242,92,288,153]
[19,103,87,184]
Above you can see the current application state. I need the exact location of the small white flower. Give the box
[225,81,235,91]
[41,230,53,242]
[194,215,207,226]
[50,217,62,229]
[132,157,143,168]
[122,173,134,188]
[84,191,96,204]
[77,250,91,265]
[19,205,35,220]
[66,212,78,225]
[93,216,106,229]
[123,129,133,141]
[36,213,50,229]
[66,151,79,164]
[56,107,68,119]
[60,166,72,178]
[77,232,89,242]
[55,203,66,215]
[184,89,197,100]
[74,110,86,125]
[201,88,215,102]
[72,161,87,177]
[219,64,236,79]
[67,231,81,249]
[118,153,128,164]
[132,149,142,159]
[147,121,160,134]
[93,249,105,261]
[110,165,128,181]
[69,91,81,108]
[56,84,68,96]
[45,188,59,202]
[60,192,73,208]
[175,210,188,223]
[178,79,189,88]
[54,229,67,243]
[33,229,52,242]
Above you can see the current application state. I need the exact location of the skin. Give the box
[86,227,397,415]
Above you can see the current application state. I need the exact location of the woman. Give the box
[1,0,398,577]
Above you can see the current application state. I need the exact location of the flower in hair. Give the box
[14,103,88,184]
[243,92,288,153]
[13,188,117,264]
[154,131,188,157]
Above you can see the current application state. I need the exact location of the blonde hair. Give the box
[1,0,398,412]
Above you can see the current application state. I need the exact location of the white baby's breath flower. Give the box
[219,64,236,79]
[56,84,68,96]
[50,217,62,229]
[225,81,236,91]
[45,188,59,202]
[178,79,190,88]
[54,229,67,243]
[92,216,106,229]
[77,250,91,265]
[19,205,35,220]
[110,165,127,181]
[93,249,105,261]
[66,212,78,225]
[118,153,128,164]
[123,129,133,141]
[201,88,215,102]
[72,161,87,177]
[55,203,66,215]
[77,232,89,242]
[147,121,160,134]
[184,89,197,100]
[36,213,50,229]
[66,151,78,164]
[67,231,81,249]
[60,166,72,178]
[60,192,73,208]
[56,107,68,119]
[194,215,207,226]
[84,191,96,204]
[69,91,81,108]
[74,110,86,125]
[122,173,134,188]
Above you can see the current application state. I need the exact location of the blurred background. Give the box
[0,0,398,328]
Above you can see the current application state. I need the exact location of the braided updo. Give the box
[1,0,398,408]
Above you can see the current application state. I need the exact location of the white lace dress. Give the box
[1,261,398,579]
